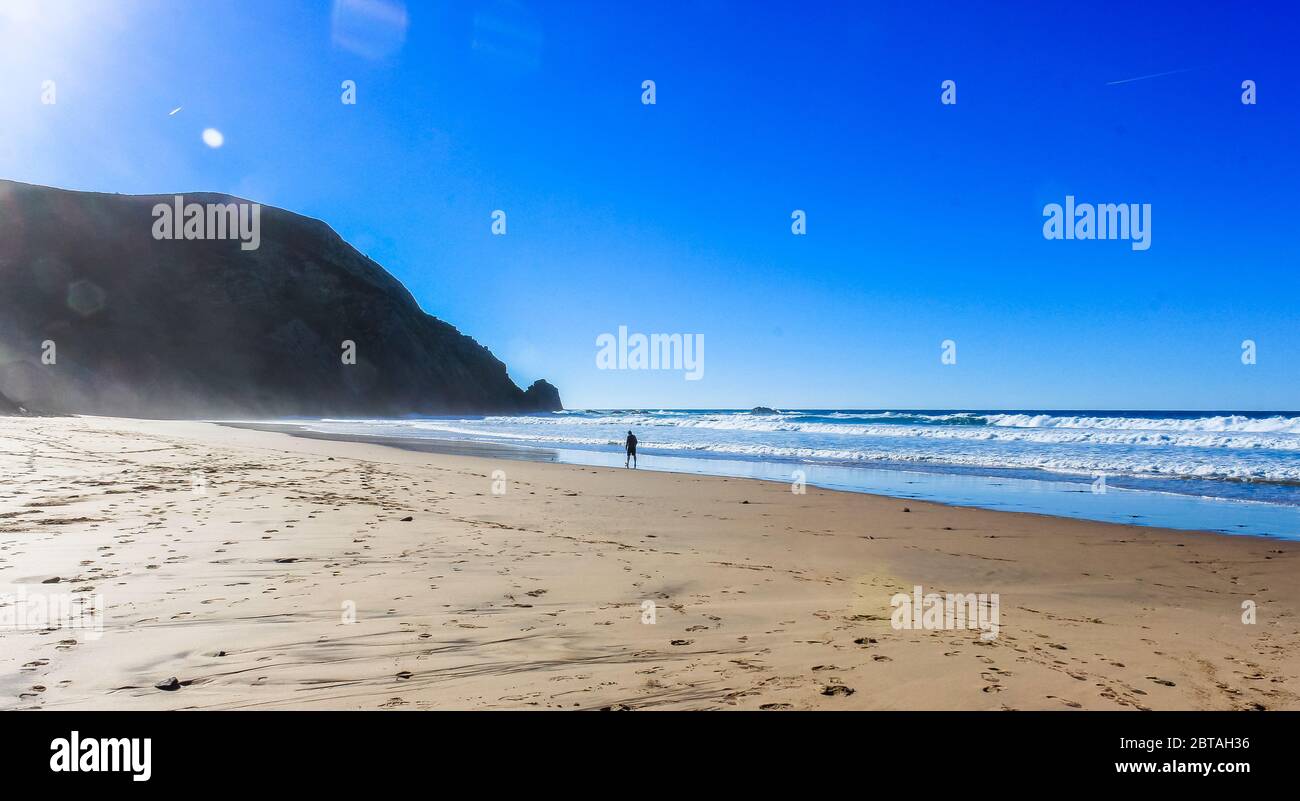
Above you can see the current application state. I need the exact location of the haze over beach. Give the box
[2,0,1299,742]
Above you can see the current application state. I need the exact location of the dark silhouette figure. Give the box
[625,431,638,468]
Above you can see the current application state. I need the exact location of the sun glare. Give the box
[0,0,113,73]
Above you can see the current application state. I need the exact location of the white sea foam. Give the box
[300,411,1300,484]
[983,413,1300,433]
[419,413,1300,452]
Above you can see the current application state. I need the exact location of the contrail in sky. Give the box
[1106,68,1194,85]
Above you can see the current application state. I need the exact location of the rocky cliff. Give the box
[0,180,561,418]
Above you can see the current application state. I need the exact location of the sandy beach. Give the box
[1,415,1297,711]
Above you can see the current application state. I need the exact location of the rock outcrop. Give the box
[522,380,563,412]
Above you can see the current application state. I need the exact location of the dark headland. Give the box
[0,180,560,418]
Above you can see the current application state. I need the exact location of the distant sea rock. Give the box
[750,406,779,414]
[0,180,562,417]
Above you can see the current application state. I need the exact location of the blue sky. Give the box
[2,0,1297,410]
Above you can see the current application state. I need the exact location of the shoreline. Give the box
[2,415,1298,710]
[220,420,1300,542]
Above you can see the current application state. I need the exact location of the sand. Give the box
[1,415,1297,710]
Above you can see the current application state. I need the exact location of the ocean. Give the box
[277,409,1300,540]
